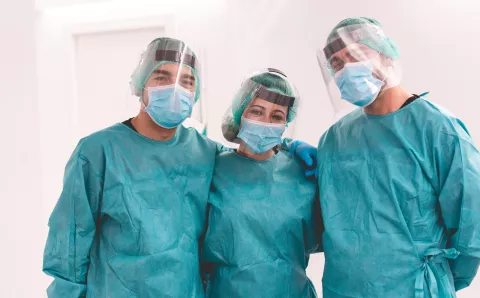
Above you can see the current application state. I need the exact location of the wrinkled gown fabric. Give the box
[43,124,220,298]
[202,151,322,298]
[317,99,480,298]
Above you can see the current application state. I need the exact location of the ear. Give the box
[140,88,149,107]
[381,55,394,67]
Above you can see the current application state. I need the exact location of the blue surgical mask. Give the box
[237,117,286,154]
[145,84,195,129]
[334,61,385,107]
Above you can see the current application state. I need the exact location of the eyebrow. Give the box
[273,110,286,116]
[250,105,286,116]
[181,74,195,81]
[330,56,341,63]
[153,69,171,76]
[152,70,195,81]
[249,105,266,110]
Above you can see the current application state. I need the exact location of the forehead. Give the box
[155,62,193,75]
[330,43,376,60]
[250,97,288,112]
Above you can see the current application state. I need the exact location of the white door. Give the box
[74,27,165,137]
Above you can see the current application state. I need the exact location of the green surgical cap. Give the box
[327,17,400,60]
[130,37,201,102]
[232,72,297,126]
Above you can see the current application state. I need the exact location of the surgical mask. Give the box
[237,117,286,154]
[145,84,195,129]
[334,61,385,107]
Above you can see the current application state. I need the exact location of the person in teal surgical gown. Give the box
[315,17,480,298]
[42,37,217,298]
[201,69,322,298]
[42,38,318,298]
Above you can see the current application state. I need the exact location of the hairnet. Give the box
[232,72,297,125]
[327,17,400,60]
[130,37,201,102]
[222,69,299,143]
[317,17,403,117]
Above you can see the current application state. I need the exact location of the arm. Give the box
[43,149,103,297]
[215,141,229,154]
[279,137,294,151]
[286,140,318,178]
[199,185,215,294]
[436,126,480,291]
[307,189,324,254]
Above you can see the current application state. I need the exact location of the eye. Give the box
[345,52,359,63]
[332,60,344,73]
[272,114,285,122]
[181,80,194,87]
[249,109,263,116]
[154,76,168,82]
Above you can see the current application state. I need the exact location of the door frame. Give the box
[66,15,176,140]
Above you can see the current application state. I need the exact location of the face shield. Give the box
[221,68,300,145]
[130,38,202,129]
[317,23,402,117]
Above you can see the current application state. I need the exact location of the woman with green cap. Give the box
[201,68,322,297]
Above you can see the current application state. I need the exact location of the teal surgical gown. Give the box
[202,151,322,298]
[43,124,220,298]
[317,98,480,298]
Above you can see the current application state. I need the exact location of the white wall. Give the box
[0,0,43,296]
[36,16,80,294]
[30,0,480,296]
[74,27,166,137]
[170,0,480,145]
[36,0,100,9]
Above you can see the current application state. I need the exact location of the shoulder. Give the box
[317,109,364,154]
[74,123,129,158]
[419,99,472,141]
[178,125,219,152]
[215,150,237,163]
[275,150,309,175]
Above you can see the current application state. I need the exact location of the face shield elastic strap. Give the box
[254,85,295,107]
[266,68,288,77]
[323,24,384,60]
[155,50,197,69]
[323,38,348,60]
